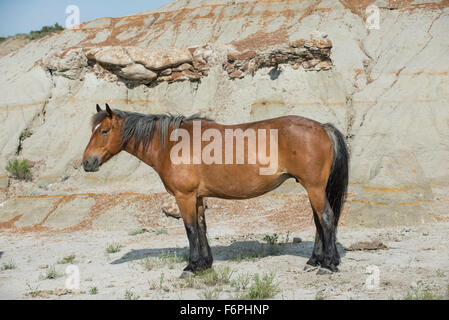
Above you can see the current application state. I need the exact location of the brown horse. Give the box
[83,104,349,274]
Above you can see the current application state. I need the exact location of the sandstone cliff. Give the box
[0,0,448,228]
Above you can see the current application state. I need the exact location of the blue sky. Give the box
[0,0,172,37]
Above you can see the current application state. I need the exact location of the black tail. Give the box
[322,123,349,225]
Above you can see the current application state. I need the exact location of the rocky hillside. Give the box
[0,0,448,227]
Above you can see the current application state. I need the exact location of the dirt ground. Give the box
[1,194,448,300]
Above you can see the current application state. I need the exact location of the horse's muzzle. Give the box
[83,156,100,172]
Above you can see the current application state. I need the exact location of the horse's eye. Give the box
[101,129,110,135]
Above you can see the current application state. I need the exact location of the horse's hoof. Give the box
[304,264,319,272]
[306,257,320,267]
[180,271,195,279]
[316,268,332,275]
[316,265,338,275]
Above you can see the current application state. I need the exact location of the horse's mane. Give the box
[91,109,213,152]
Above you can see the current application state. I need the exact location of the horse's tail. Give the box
[322,123,349,225]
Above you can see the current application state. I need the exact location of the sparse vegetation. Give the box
[263,233,280,245]
[89,286,98,295]
[27,23,64,40]
[57,254,76,264]
[124,289,140,300]
[238,272,279,300]
[197,266,234,287]
[105,243,122,254]
[5,159,32,181]
[1,260,16,271]
[231,273,251,291]
[404,284,449,300]
[42,266,61,280]
[315,290,327,300]
[2,23,64,43]
[200,287,222,300]
[231,246,265,261]
[26,283,40,298]
[20,128,33,141]
[141,250,188,271]
[154,227,168,235]
[128,228,147,236]
[436,269,445,278]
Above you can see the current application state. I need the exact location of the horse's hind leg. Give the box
[306,186,340,273]
[305,210,324,269]
[197,197,213,269]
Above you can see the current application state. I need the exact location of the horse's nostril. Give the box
[82,159,90,171]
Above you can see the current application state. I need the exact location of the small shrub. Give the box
[263,234,279,245]
[198,266,234,287]
[42,266,61,280]
[105,243,122,254]
[5,159,32,181]
[244,272,279,300]
[124,289,140,300]
[1,260,16,271]
[57,254,76,264]
[26,283,40,298]
[27,23,64,40]
[200,287,222,300]
[20,128,33,141]
[231,273,251,291]
[89,286,98,295]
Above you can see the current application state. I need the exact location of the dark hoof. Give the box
[316,268,332,275]
[317,265,339,275]
[304,264,319,272]
[183,259,213,273]
[306,257,320,267]
[183,264,195,272]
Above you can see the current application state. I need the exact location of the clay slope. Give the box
[0,0,448,229]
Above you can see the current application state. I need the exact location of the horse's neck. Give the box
[123,132,163,171]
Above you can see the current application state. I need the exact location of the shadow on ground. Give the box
[111,241,346,265]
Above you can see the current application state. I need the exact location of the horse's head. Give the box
[82,104,123,172]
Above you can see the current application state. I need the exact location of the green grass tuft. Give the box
[42,266,61,280]
[242,272,279,300]
[124,289,140,300]
[5,159,32,181]
[57,254,76,264]
[89,286,98,295]
[105,243,122,254]
[1,260,16,271]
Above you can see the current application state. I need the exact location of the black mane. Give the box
[91,109,213,151]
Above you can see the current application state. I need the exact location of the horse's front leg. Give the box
[175,193,211,273]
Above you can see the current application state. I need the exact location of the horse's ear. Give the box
[96,104,102,113]
[105,103,113,119]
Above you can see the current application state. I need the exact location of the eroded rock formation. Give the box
[42,33,333,85]
[1,0,448,228]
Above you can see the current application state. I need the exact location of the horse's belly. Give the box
[200,168,290,199]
